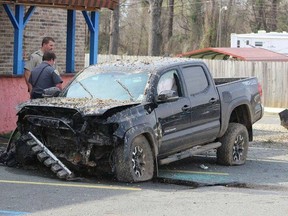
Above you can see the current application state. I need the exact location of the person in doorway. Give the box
[24,36,60,93]
[29,51,63,99]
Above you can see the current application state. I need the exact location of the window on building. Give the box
[237,40,240,48]
[255,41,263,47]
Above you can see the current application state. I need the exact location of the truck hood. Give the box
[17,97,138,116]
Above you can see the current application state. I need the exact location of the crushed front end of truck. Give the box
[8,97,134,179]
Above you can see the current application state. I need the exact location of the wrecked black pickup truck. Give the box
[5,58,263,182]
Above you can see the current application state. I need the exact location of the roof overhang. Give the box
[177,47,288,61]
[177,48,241,60]
[0,0,118,11]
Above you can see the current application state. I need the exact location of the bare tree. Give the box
[249,0,281,32]
[99,10,111,54]
[148,0,163,56]
[277,0,288,31]
[109,4,120,54]
[221,0,233,47]
[271,0,279,31]
[137,1,150,55]
[167,0,174,40]
[99,0,288,56]
[119,0,149,55]
[201,0,218,48]
[187,0,204,48]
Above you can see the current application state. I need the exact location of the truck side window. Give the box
[157,70,181,96]
[182,66,209,95]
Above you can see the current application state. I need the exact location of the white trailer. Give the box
[231,30,288,55]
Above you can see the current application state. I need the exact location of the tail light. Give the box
[258,83,263,97]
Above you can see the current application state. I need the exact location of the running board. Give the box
[159,142,221,165]
[27,132,74,179]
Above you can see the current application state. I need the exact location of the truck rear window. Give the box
[182,66,208,95]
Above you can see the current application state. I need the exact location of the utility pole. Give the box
[217,6,227,47]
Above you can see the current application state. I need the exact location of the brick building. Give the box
[0,6,86,75]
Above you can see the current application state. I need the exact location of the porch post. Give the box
[66,10,76,73]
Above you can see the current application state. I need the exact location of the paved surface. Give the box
[0,109,287,216]
[1,109,286,183]
[1,109,286,189]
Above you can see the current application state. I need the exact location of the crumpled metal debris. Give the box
[0,149,6,164]
[199,164,208,170]
[0,149,18,167]
[16,97,135,116]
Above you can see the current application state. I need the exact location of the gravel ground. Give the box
[251,113,287,148]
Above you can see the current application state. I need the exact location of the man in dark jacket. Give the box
[24,37,60,93]
[29,51,63,99]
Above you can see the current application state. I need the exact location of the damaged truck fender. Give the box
[218,101,253,139]
[114,128,156,182]
[121,125,159,171]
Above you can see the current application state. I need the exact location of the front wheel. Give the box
[217,123,249,166]
[114,135,154,182]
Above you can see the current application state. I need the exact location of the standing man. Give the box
[29,51,63,99]
[24,37,60,93]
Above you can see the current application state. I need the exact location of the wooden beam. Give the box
[0,0,118,10]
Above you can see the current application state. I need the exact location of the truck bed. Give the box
[214,77,248,85]
[214,76,263,138]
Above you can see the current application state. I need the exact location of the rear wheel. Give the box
[217,123,249,165]
[114,135,154,182]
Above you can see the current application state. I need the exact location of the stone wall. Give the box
[0,6,86,75]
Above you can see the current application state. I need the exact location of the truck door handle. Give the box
[182,105,190,111]
[209,98,217,104]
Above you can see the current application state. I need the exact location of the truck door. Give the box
[154,69,192,157]
[181,64,221,146]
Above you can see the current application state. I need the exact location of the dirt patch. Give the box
[252,121,287,148]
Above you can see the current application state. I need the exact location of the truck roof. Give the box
[82,58,204,75]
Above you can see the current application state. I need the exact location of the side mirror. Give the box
[156,90,179,102]
[42,87,61,98]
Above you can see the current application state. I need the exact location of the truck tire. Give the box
[114,135,154,182]
[217,123,249,166]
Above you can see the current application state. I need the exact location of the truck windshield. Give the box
[63,71,149,102]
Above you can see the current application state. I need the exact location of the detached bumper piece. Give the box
[26,132,74,179]
[279,109,288,130]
